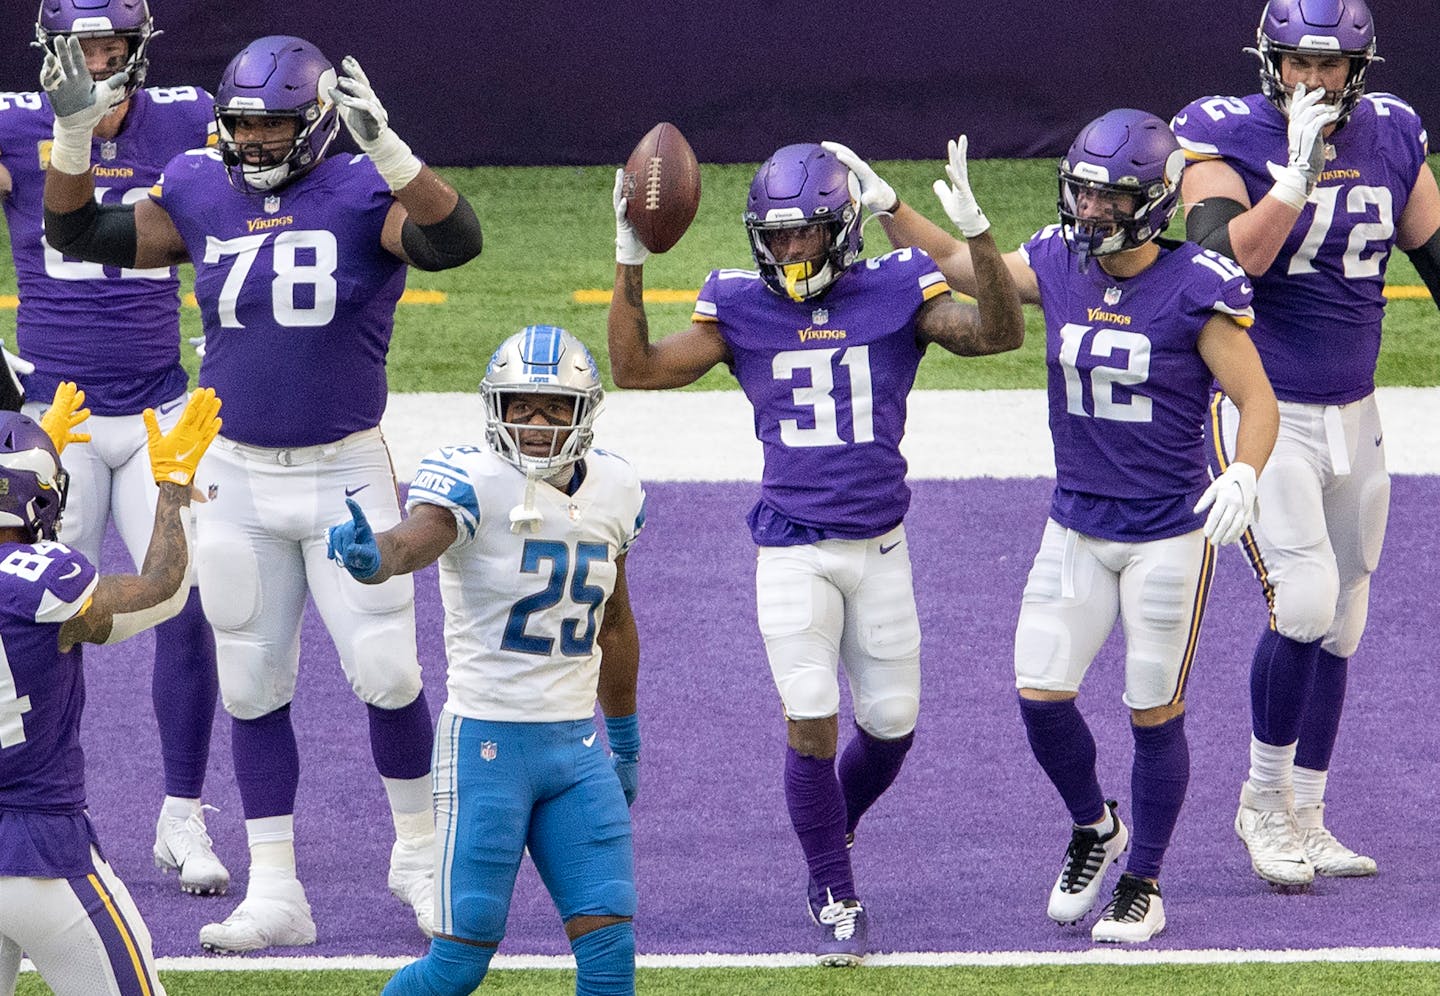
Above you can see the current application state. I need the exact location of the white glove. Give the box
[820,141,898,216]
[188,335,207,359]
[1267,83,1339,211]
[612,168,650,266]
[930,135,990,239]
[329,56,422,191]
[1193,461,1259,546]
[39,35,129,175]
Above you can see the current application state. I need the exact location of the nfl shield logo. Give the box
[99,140,118,161]
[812,308,829,325]
[1104,286,1122,305]
[264,195,281,214]
[207,483,219,501]
[567,503,582,522]
[480,740,498,762]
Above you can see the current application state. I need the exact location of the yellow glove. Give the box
[39,381,91,454]
[144,388,222,486]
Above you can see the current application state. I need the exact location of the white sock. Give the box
[383,775,435,845]
[163,795,201,820]
[1083,806,1115,837]
[1248,735,1297,791]
[1292,766,1328,810]
[246,815,297,879]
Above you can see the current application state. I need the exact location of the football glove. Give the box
[40,35,129,175]
[188,335,207,359]
[931,135,991,239]
[144,387,221,487]
[39,381,90,454]
[612,168,650,266]
[821,141,898,216]
[330,56,422,191]
[1,340,32,412]
[605,713,641,807]
[1193,461,1259,547]
[327,497,382,580]
[1268,83,1339,211]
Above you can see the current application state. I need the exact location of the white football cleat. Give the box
[388,837,436,938]
[154,805,230,896]
[1235,782,1314,888]
[1091,873,1166,944]
[1296,804,1377,877]
[1048,800,1129,925]
[199,877,316,953]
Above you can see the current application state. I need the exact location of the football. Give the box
[622,122,701,254]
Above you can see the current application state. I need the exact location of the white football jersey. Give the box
[406,445,646,722]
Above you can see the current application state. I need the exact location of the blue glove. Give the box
[327,498,381,580]
[605,713,640,807]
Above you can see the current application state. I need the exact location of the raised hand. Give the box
[39,381,90,454]
[144,388,221,487]
[821,141,899,215]
[612,168,650,266]
[931,135,991,238]
[329,56,421,191]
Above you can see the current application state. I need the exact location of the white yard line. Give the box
[382,387,1440,483]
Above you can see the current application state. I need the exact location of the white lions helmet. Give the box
[481,325,604,475]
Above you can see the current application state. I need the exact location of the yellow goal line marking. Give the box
[0,289,447,308]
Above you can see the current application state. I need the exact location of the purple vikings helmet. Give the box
[1250,0,1378,122]
[481,326,605,475]
[0,412,69,542]
[744,143,862,301]
[214,36,339,194]
[1058,109,1184,265]
[35,0,157,100]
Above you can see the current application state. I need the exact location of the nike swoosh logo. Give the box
[174,448,195,463]
[582,732,597,748]
[345,484,370,497]
[158,399,185,415]
[59,563,82,580]
[879,540,901,555]
[1375,435,1383,446]
[1239,283,1253,295]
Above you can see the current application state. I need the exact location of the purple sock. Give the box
[1250,628,1321,745]
[1127,714,1190,880]
[1017,696,1106,826]
[1296,650,1348,771]
[151,588,217,799]
[784,747,855,903]
[838,725,913,836]
[231,704,299,819]
[367,690,434,779]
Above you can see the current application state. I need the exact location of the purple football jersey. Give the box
[1173,93,1427,404]
[692,249,951,545]
[1021,226,1256,541]
[153,151,406,447]
[0,87,214,414]
[0,539,102,877]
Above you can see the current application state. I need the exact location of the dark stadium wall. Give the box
[1,0,1435,167]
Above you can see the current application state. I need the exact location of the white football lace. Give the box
[818,900,860,939]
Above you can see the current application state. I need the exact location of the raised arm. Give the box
[824,138,1040,304]
[606,170,730,389]
[58,388,222,650]
[596,552,641,805]
[324,56,484,272]
[1181,84,1338,275]
[913,227,1025,357]
[327,498,458,584]
[40,35,188,268]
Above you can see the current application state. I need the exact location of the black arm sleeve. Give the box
[399,196,483,272]
[1184,197,1248,261]
[0,360,24,412]
[1403,226,1440,310]
[43,198,138,269]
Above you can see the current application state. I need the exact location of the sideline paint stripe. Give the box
[18,946,1438,973]
[571,286,1436,306]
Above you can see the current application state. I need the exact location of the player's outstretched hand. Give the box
[39,381,90,454]
[821,141,898,216]
[612,168,650,266]
[932,135,991,239]
[328,497,382,580]
[329,56,421,191]
[1193,461,1258,546]
[144,387,221,487]
[40,35,127,133]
